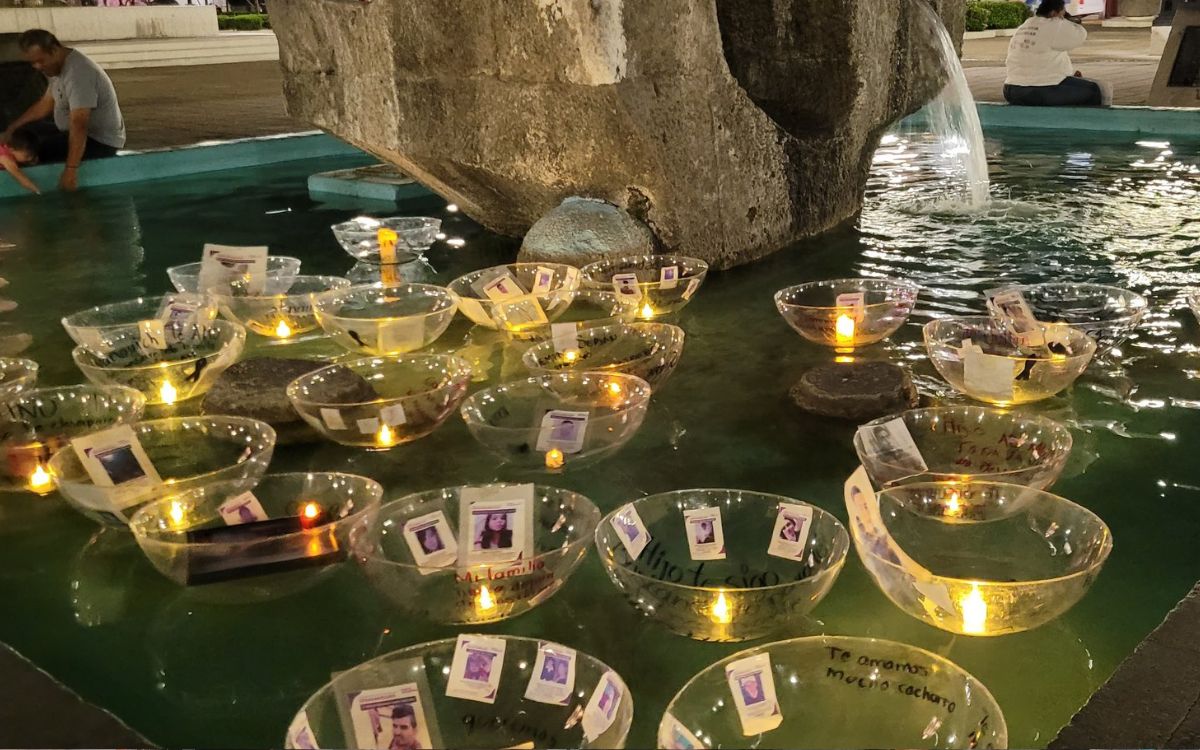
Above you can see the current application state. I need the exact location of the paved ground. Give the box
[109,60,303,150]
[961,25,1162,105]
[100,26,1168,151]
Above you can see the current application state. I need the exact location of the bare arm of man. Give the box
[2,90,54,142]
[59,107,90,191]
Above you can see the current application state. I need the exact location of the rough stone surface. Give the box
[517,196,656,266]
[790,361,918,421]
[271,0,964,269]
[200,358,377,444]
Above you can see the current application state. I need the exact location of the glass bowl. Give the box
[360,484,599,624]
[47,415,276,527]
[1014,282,1147,357]
[331,216,442,264]
[313,283,459,356]
[62,293,219,353]
[0,385,146,494]
[167,256,302,294]
[510,288,640,342]
[775,278,920,349]
[579,254,708,318]
[460,372,651,471]
[284,635,632,750]
[347,258,437,286]
[595,490,848,642]
[287,355,473,450]
[128,472,382,594]
[662,635,1006,748]
[0,358,38,400]
[856,481,1112,636]
[853,406,1073,490]
[210,275,351,339]
[447,263,581,333]
[71,320,247,406]
[923,316,1097,406]
[521,322,685,389]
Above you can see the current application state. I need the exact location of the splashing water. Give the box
[898,0,991,210]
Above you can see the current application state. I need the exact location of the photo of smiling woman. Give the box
[476,511,513,550]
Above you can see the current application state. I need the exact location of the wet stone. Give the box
[789,362,918,421]
[200,358,377,444]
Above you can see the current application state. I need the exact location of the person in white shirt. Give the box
[1003,0,1111,106]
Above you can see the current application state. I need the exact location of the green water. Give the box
[0,132,1198,748]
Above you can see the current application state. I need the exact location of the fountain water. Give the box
[901,0,992,209]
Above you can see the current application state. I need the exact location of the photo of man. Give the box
[379,704,422,750]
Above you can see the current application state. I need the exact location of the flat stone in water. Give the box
[790,361,918,421]
[201,358,377,444]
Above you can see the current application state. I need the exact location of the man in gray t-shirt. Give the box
[2,28,126,191]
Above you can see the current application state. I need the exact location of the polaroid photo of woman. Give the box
[401,510,458,574]
[724,652,782,736]
[445,634,506,704]
[523,642,576,706]
[458,484,534,567]
[767,502,814,561]
[683,506,726,561]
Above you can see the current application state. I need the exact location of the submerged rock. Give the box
[790,362,919,421]
[200,358,377,444]
[518,197,655,266]
[271,0,963,269]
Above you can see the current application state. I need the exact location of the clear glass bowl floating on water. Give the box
[312,283,459,355]
[284,635,632,749]
[167,256,302,294]
[287,354,473,450]
[0,385,145,494]
[923,316,1096,405]
[1013,282,1148,357]
[856,481,1112,636]
[210,275,351,339]
[360,484,599,624]
[128,472,382,594]
[854,406,1073,490]
[71,319,246,406]
[579,254,708,318]
[594,490,848,642]
[774,277,920,349]
[447,263,580,333]
[61,293,219,353]
[521,322,685,389]
[0,357,37,400]
[47,415,276,527]
[511,288,640,341]
[661,635,1005,748]
[331,216,442,264]
[459,371,652,471]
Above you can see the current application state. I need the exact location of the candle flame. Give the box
[377,424,395,447]
[274,319,293,338]
[564,350,578,363]
[168,500,186,528]
[545,448,565,470]
[946,491,961,517]
[711,591,733,624]
[477,584,496,612]
[960,583,988,634]
[608,381,622,395]
[159,380,178,405]
[640,303,655,320]
[28,463,52,492]
[302,501,321,520]
[835,314,856,346]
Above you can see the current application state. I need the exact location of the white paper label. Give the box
[962,344,1016,401]
[349,683,431,750]
[682,277,701,300]
[286,711,318,750]
[380,403,407,427]
[319,408,347,431]
[659,713,704,750]
[535,409,588,454]
[855,417,929,483]
[611,273,642,303]
[69,424,163,511]
[836,291,866,321]
[524,643,576,705]
[218,491,268,525]
[725,653,783,736]
[683,505,726,561]
[481,273,526,302]
[767,502,814,561]
[460,484,535,566]
[986,287,1046,349]
[610,503,652,561]
[199,244,268,294]
[659,265,680,290]
[550,322,579,354]
[531,266,556,295]
[402,509,458,573]
[581,672,624,740]
[356,417,381,435]
[377,317,426,353]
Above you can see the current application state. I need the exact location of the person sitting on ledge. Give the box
[1003,0,1112,107]
[0,29,126,192]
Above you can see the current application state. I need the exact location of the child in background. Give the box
[0,129,40,195]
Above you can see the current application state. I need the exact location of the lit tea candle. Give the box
[159,380,178,405]
[945,490,962,518]
[960,583,988,634]
[299,501,323,529]
[710,590,733,625]
[545,448,565,470]
[274,319,293,338]
[376,424,395,448]
[477,584,496,613]
[168,499,186,528]
[640,303,655,320]
[835,314,856,347]
[28,463,52,493]
[563,350,578,363]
